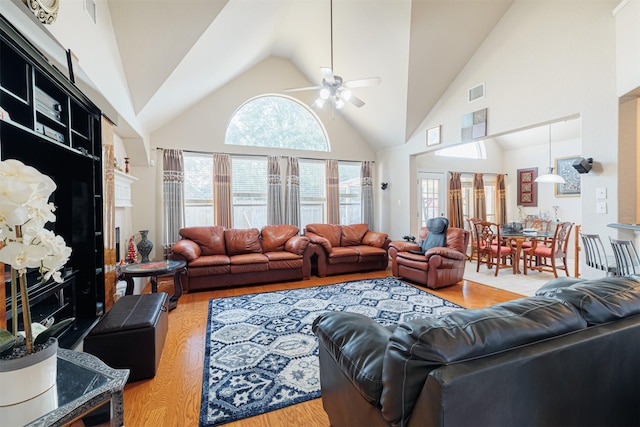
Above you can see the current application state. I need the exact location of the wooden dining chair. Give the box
[608,237,640,276]
[475,221,514,276]
[466,217,481,261]
[524,221,573,278]
[581,233,617,276]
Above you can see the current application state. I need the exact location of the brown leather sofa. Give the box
[388,227,469,289]
[170,225,312,292]
[304,223,390,277]
[312,276,640,427]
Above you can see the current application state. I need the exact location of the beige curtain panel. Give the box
[285,157,301,229]
[448,172,464,229]
[326,159,340,224]
[267,155,283,225]
[473,173,487,221]
[214,153,232,228]
[162,149,185,252]
[496,173,507,225]
[361,161,374,229]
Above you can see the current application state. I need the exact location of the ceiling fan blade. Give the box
[344,77,382,88]
[320,67,336,85]
[347,93,365,108]
[284,85,321,92]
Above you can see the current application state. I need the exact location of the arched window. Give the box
[225,95,329,151]
[435,141,487,159]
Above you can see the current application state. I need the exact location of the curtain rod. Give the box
[154,147,374,164]
[452,171,507,176]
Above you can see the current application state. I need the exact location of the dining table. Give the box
[501,230,554,274]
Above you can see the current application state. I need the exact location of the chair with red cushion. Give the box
[475,221,514,276]
[466,217,481,261]
[524,221,573,278]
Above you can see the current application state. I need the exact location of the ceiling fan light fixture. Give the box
[335,97,345,109]
[319,87,331,100]
[314,98,326,108]
[341,88,352,101]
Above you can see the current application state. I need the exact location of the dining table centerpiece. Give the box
[0,159,74,406]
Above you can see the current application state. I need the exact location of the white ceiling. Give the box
[106,0,514,151]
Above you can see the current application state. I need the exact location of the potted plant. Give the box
[0,159,74,406]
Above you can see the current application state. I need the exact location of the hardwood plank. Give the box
[121,269,522,426]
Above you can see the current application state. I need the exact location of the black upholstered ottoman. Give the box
[84,293,169,382]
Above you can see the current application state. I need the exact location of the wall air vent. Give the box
[468,83,485,103]
[84,0,96,24]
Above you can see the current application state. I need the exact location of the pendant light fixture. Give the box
[535,124,565,184]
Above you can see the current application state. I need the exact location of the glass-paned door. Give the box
[418,172,445,230]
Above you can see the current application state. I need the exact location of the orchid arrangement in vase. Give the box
[0,159,73,357]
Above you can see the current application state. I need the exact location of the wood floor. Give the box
[120,269,522,427]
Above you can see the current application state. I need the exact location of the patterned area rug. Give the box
[199,276,462,426]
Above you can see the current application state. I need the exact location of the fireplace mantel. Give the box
[114,170,137,208]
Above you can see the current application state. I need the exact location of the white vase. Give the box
[0,382,58,425]
[0,339,58,407]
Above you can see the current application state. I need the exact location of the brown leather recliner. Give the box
[389,227,469,289]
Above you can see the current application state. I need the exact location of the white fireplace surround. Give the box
[113,170,147,294]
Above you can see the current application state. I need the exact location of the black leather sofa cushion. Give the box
[381,296,587,426]
[538,276,640,325]
[312,312,398,405]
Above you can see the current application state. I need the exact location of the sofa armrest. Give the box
[425,247,466,261]
[389,241,421,253]
[362,231,389,248]
[171,239,201,262]
[285,235,310,255]
[313,311,395,405]
[306,231,332,253]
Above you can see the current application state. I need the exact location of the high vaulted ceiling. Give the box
[107,0,513,151]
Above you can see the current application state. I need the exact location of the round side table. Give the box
[120,260,186,310]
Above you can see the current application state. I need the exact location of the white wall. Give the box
[380,0,619,244]
[615,0,640,97]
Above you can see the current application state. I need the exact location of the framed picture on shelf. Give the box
[427,125,441,146]
[555,156,581,197]
[517,167,538,206]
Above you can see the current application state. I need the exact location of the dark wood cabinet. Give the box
[0,15,104,347]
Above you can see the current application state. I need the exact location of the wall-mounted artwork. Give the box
[461,108,487,141]
[555,156,581,197]
[427,125,441,146]
[517,167,538,206]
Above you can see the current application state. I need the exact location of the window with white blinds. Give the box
[299,160,325,229]
[232,156,267,229]
[183,153,213,227]
[339,162,361,225]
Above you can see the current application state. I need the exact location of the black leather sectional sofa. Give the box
[312,276,640,427]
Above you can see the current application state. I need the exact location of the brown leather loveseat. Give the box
[388,226,469,289]
[304,223,390,277]
[170,225,312,292]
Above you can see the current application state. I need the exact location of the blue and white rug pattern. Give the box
[199,276,462,426]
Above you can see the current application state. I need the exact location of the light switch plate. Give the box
[597,201,607,214]
[596,187,607,200]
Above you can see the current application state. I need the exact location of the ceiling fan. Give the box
[284,0,381,109]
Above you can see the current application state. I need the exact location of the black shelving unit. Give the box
[0,14,104,348]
